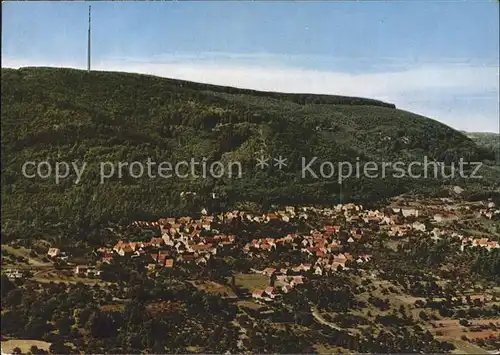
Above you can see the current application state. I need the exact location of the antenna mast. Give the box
[87,5,91,72]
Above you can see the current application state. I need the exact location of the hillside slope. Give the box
[1,67,498,237]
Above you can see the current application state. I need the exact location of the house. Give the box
[381,216,394,225]
[486,241,500,251]
[342,203,357,211]
[453,186,464,195]
[190,243,213,253]
[331,262,345,271]
[252,289,265,299]
[473,238,489,248]
[260,243,271,251]
[276,275,289,283]
[332,254,347,264]
[401,208,419,218]
[277,210,287,217]
[265,213,279,222]
[412,221,426,232]
[47,248,61,258]
[433,213,458,223]
[170,224,182,233]
[314,265,323,276]
[151,251,170,264]
[85,268,101,277]
[178,216,192,224]
[326,241,339,252]
[5,269,23,280]
[264,286,277,298]
[180,253,196,263]
[302,263,312,271]
[165,259,174,268]
[332,254,347,268]
[150,237,164,247]
[359,254,372,262]
[262,268,277,277]
[388,225,409,237]
[102,255,114,264]
[347,215,361,222]
[160,225,170,236]
[324,225,341,233]
[195,256,208,265]
[113,241,135,256]
[343,253,354,261]
[290,276,304,286]
[282,284,293,293]
[203,216,214,223]
[314,248,326,258]
[75,265,89,276]
[433,214,444,223]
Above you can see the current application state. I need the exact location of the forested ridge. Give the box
[1,67,498,240]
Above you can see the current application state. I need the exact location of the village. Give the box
[6,195,496,301]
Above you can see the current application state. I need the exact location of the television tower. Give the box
[87,5,91,72]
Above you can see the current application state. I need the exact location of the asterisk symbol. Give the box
[256,155,270,170]
[273,156,288,170]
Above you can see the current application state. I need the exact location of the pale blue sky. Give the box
[2,1,499,132]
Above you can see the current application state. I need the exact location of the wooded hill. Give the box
[1,67,498,239]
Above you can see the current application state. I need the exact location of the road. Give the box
[2,245,52,267]
[310,305,343,331]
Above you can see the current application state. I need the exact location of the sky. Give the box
[2,1,499,133]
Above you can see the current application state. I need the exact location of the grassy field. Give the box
[233,272,269,292]
[314,343,348,354]
[237,300,264,311]
[429,319,500,340]
[448,339,491,354]
[188,280,237,298]
[1,339,51,354]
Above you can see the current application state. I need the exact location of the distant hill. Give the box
[463,131,500,153]
[1,67,498,238]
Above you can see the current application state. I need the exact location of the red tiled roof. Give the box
[165,259,174,267]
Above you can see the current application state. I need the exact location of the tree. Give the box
[419,311,429,321]
[1,274,15,297]
[29,345,47,355]
[55,316,72,337]
[85,310,117,338]
[49,342,71,354]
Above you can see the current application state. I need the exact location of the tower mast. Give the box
[87,5,91,72]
